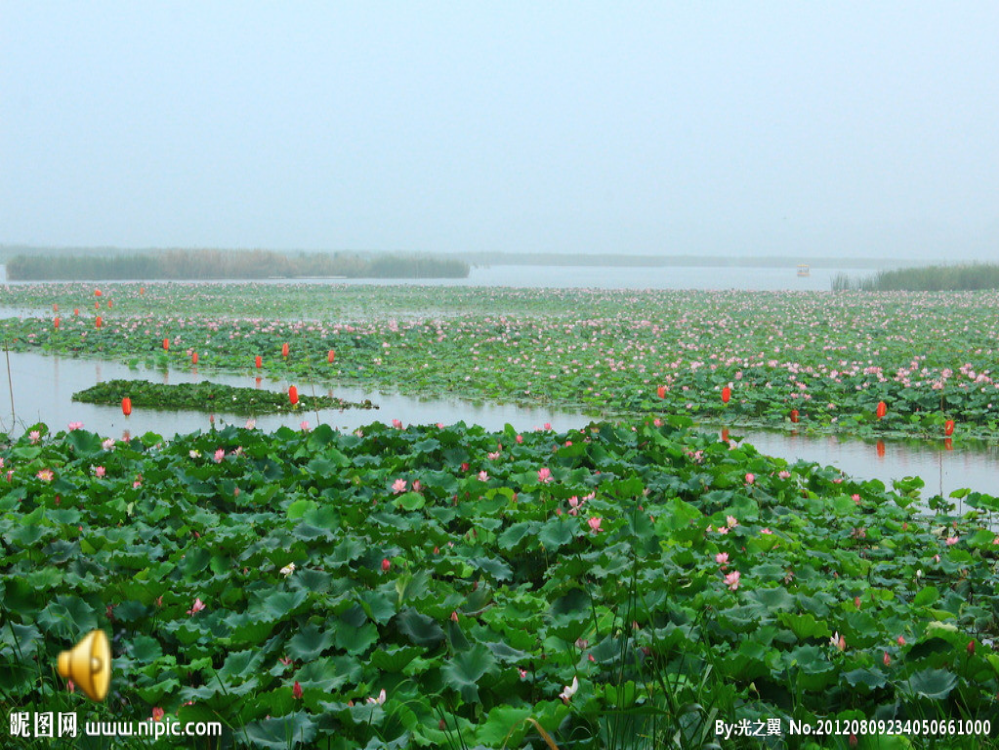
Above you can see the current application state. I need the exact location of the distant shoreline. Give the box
[0,244,921,271]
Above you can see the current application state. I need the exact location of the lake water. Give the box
[0,263,865,292]
[3,351,996,504]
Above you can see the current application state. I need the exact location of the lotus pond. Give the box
[2,417,999,749]
[3,282,999,439]
[2,282,999,749]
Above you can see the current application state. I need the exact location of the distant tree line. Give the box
[5,249,469,281]
[831,263,999,292]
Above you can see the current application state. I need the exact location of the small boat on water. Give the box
[797,264,810,277]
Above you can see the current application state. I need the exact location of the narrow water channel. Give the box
[3,351,997,502]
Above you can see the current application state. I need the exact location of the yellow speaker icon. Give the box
[57,630,112,702]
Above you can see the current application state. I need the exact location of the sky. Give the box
[2,3,997,260]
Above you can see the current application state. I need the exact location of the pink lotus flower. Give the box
[392,479,407,493]
[214,448,225,463]
[537,468,552,483]
[151,707,164,722]
[760,528,772,535]
[94,466,106,478]
[831,632,846,651]
[37,469,54,482]
[101,438,116,451]
[187,598,206,616]
[945,536,959,545]
[744,473,755,485]
[478,471,489,481]
[778,470,791,479]
[515,434,523,444]
[851,494,861,504]
[300,421,310,432]
[715,552,729,565]
[293,681,303,699]
[519,668,528,679]
[897,636,906,646]
[724,570,740,590]
[68,422,84,431]
[726,515,738,528]
[392,419,403,428]
[367,688,387,705]
[587,517,603,534]
[381,558,391,572]
[245,419,256,429]
[29,430,41,444]
[883,651,891,666]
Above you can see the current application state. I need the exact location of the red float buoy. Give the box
[328,349,336,364]
[122,397,132,416]
[192,351,199,365]
[288,385,299,405]
[255,355,263,369]
[876,401,887,419]
[944,419,955,436]
[721,386,731,404]
[53,317,60,330]
[656,385,666,399]
[790,409,799,423]
[163,338,170,351]
[282,342,289,358]
[95,316,103,329]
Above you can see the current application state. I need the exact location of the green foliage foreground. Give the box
[2,419,998,748]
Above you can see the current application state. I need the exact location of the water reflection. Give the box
[721,425,999,504]
[2,350,998,501]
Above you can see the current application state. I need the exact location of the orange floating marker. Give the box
[163,338,170,351]
[255,355,262,369]
[74,308,79,316]
[656,385,666,399]
[192,351,199,365]
[139,287,145,295]
[53,317,60,330]
[122,397,132,416]
[944,419,955,436]
[328,349,336,364]
[288,385,299,405]
[721,427,729,442]
[876,401,887,419]
[95,289,102,297]
[790,409,799,423]
[282,342,289,358]
[95,316,103,329]
[721,386,731,404]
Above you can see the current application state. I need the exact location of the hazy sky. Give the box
[2,3,997,259]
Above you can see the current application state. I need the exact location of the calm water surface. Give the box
[1,264,865,291]
[4,351,997,502]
